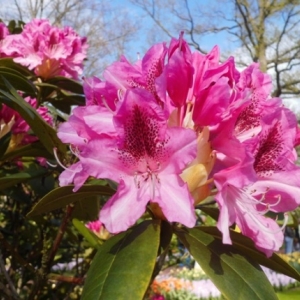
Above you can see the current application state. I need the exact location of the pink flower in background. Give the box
[86,220,110,240]
[0,19,87,79]
[86,220,103,234]
[0,22,10,58]
[57,32,300,256]
[0,22,9,40]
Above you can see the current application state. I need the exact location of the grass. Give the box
[277,288,300,300]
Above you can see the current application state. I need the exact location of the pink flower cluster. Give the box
[0,19,87,79]
[57,33,300,256]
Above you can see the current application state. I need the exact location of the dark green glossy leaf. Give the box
[81,220,161,300]
[0,167,48,190]
[27,184,115,217]
[1,141,52,161]
[71,196,100,221]
[160,221,173,251]
[47,95,85,113]
[0,131,11,158]
[199,226,300,281]
[0,70,36,94]
[0,77,66,155]
[198,205,219,221]
[0,58,32,76]
[72,218,103,248]
[46,76,83,94]
[7,20,25,34]
[175,227,278,300]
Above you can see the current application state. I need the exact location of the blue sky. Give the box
[110,0,236,57]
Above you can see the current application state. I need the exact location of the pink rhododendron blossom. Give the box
[57,33,300,256]
[0,19,87,79]
[103,42,168,109]
[58,88,198,233]
[166,32,193,108]
[208,63,300,256]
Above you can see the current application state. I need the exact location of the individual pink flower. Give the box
[86,220,103,233]
[0,19,87,79]
[86,220,110,239]
[103,42,168,108]
[165,32,194,108]
[58,88,198,233]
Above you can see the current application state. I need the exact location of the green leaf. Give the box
[46,76,84,95]
[0,166,48,190]
[47,95,85,113]
[7,20,25,34]
[81,220,161,300]
[198,205,219,221]
[160,221,173,251]
[71,196,100,221]
[72,218,102,248]
[35,81,85,111]
[0,58,32,76]
[1,141,53,161]
[0,69,36,95]
[199,226,300,281]
[0,131,11,158]
[0,77,66,155]
[175,226,278,300]
[27,184,115,218]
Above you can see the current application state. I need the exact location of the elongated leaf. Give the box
[46,76,84,94]
[0,66,29,77]
[198,205,219,221]
[27,184,115,217]
[1,141,53,161]
[0,70,36,94]
[72,218,102,248]
[175,227,278,300]
[82,220,161,300]
[71,196,100,221]
[47,95,85,113]
[7,20,25,34]
[199,226,300,281]
[0,77,66,155]
[0,131,11,158]
[0,58,33,76]
[0,168,48,190]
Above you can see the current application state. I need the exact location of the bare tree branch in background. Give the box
[222,0,300,98]
[131,0,300,100]
[130,0,213,53]
[1,0,138,76]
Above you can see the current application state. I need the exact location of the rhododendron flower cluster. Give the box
[57,33,300,257]
[0,19,87,79]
